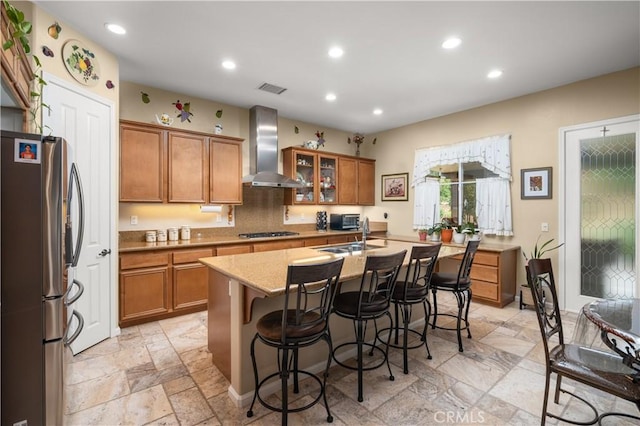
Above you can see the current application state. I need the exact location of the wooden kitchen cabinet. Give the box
[172,248,213,310]
[119,248,213,327]
[120,120,244,204]
[210,138,243,204]
[283,147,374,206]
[337,157,375,205]
[120,122,167,202]
[119,252,171,326]
[252,239,304,252]
[437,246,519,307]
[168,131,208,203]
[1,2,33,114]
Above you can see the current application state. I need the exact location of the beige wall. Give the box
[368,67,639,283]
[22,1,119,129]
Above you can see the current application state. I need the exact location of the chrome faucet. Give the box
[361,216,370,250]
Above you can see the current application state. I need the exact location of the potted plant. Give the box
[452,224,466,244]
[440,218,454,243]
[520,235,564,309]
[427,223,442,242]
[417,228,428,241]
[461,222,481,241]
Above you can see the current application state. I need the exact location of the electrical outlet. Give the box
[130,215,138,225]
[541,222,549,232]
[216,214,221,223]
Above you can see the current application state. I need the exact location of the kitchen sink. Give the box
[317,242,385,255]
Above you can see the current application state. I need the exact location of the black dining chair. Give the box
[246,257,344,426]
[528,258,640,425]
[430,239,480,352]
[331,250,407,402]
[378,244,441,374]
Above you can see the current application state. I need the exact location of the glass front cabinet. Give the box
[282,147,338,205]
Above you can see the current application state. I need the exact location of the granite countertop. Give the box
[382,234,520,253]
[119,222,388,253]
[199,239,466,297]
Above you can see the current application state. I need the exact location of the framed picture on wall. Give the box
[381,172,409,201]
[521,167,552,199]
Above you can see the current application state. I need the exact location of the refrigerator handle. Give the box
[64,309,84,346]
[68,163,85,267]
[64,278,84,306]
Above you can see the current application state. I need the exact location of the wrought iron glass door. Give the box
[562,116,639,311]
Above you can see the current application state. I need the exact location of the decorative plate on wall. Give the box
[62,39,100,86]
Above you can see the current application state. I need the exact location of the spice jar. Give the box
[168,227,179,241]
[180,225,191,240]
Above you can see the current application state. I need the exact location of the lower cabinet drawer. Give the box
[471,279,498,301]
[470,264,498,282]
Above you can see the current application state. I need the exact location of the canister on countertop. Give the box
[145,231,157,243]
[156,229,167,242]
[168,227,179,241]
[180,225,191,240]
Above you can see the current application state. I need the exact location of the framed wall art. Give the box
[381,172,408,201]
[521,167,552,199]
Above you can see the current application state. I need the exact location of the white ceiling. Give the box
[33,1,640,134]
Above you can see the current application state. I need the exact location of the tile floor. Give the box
[63,295,639,425]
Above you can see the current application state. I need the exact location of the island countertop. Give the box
[199,239,465,297]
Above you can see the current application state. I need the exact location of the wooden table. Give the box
[200,239,465,406]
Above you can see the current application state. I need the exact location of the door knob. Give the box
[98,249,111,257]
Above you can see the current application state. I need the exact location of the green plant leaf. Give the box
[2,39,13,50]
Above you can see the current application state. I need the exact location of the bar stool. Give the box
[378,244,441,374]
[430,240,480,352]
[331,250,407,402]
[246,257,344,426]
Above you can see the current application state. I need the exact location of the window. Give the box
[413,134,513,236]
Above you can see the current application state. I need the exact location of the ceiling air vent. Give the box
[258,82,287,95]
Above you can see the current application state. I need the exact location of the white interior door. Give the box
[42,74,115,353]
[561,115,640,312]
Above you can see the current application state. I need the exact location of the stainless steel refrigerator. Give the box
[1,130,85,425]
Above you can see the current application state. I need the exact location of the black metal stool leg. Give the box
[402,304,410,374]
[465,289,472,339]
[356,319,364,402]
[422,300,432,360]
[455,291,464,352]
[281,347,290,426]
[247,335,259,418]
[431,288,438,329]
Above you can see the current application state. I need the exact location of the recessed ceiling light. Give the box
[442,37,461,49]
[487,69,503,79]
[222,60,236,70]
[328,46,344,58]
[104,23,126,35]
[373,109,383,115]
[325,93,337,101]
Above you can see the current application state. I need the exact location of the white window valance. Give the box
[411,134,511,186]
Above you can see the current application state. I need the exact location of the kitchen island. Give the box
[199,239,465,406]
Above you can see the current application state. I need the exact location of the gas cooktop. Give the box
[238,231,300,239]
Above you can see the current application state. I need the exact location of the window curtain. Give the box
[476,177,513,236]
[412,134,511,187]
[413,178,440,229]
[412,133,513,235]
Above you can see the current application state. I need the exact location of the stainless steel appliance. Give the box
[1,131,85,426]
[330,213,360,230]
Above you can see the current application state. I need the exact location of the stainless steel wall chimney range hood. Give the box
[242,105,302,188]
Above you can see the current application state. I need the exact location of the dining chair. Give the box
[331,250,407,402]
[528,258,640,425]
[430,239,480,352]
[246,257,344,426]
[378,243,441,374]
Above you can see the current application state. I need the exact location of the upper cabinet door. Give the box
[357,159,375,205]
[318,154,338,204]
[168,132,208,203]
[337,157,357,205]
[210,138,243,204]
[120,122,167,202]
